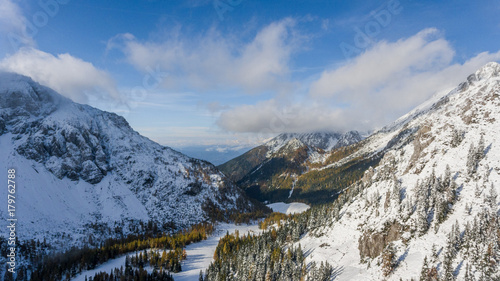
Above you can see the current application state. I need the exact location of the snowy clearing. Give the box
[71,223,262,281]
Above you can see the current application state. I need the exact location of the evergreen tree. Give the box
[467,143,477,176]
[451,129,464,147]
[391,174,401,203]
[382,243,397,277]
[475,183,482,198]
[3,270,13,281]
[487,183,497,209]
[444,165,452,187]
[419,256,429,281]
[464,263,475,281]
[416,205,429,235]
[477,136,485,161]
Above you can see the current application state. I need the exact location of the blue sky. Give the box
[1,0,499,147]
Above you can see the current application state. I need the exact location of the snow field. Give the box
[267,202,310,215]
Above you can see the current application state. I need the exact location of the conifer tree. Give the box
[382,243,397,277]
[419,256,429,281]
[487,183,497,209]
[467,143,477,176]
[464,263,475,281]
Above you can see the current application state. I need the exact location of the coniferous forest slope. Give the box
[205,62,500,280]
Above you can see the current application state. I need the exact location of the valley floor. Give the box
[72,202,311,280]
[72,223,262,281]
[172,223,262,281]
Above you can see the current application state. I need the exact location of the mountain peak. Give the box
[1,74,262,239]
[281,137,306,151]
[479,61,500,73]
[468,61,500,83]
[0,71,68,117]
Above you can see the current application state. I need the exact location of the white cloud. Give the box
[217,29,500,133]
[310,29,453,99]
[0,0,35,52]
[108,18,298,94]
[321,19,330,31]
[205,101,230,114]
[0,1,121,107]
[0,48,121,103]
[217,99,347,134]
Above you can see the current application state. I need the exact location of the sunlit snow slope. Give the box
[295,62,500,280]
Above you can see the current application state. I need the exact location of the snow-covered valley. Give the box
[71,223,262,281]
[72,202,310,281]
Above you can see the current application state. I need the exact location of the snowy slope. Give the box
[294,62,500,280]
[264,131,363,156]
[72,222,263,281]
[0,72,258,246]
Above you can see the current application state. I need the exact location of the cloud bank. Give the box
[108,18,298,94]
[0,48,120,103]
[217,28,500,134]
[0,0,35,52]
[0,1,120,105]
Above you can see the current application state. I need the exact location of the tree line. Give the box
[23,223,213,281]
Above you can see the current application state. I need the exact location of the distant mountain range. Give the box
[175,145,253,166]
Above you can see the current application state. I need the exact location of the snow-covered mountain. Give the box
[291,62,500,279]
[206,62,500,281]
[218,131,363,203]
[264,131,363,155]
[0,72,260,246]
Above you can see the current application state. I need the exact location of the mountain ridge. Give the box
[298,60,500,280]
[218,130,364,203]
[205,61,500,280]
[0,72,264,246]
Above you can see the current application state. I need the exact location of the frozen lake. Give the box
[267,202,310,214]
